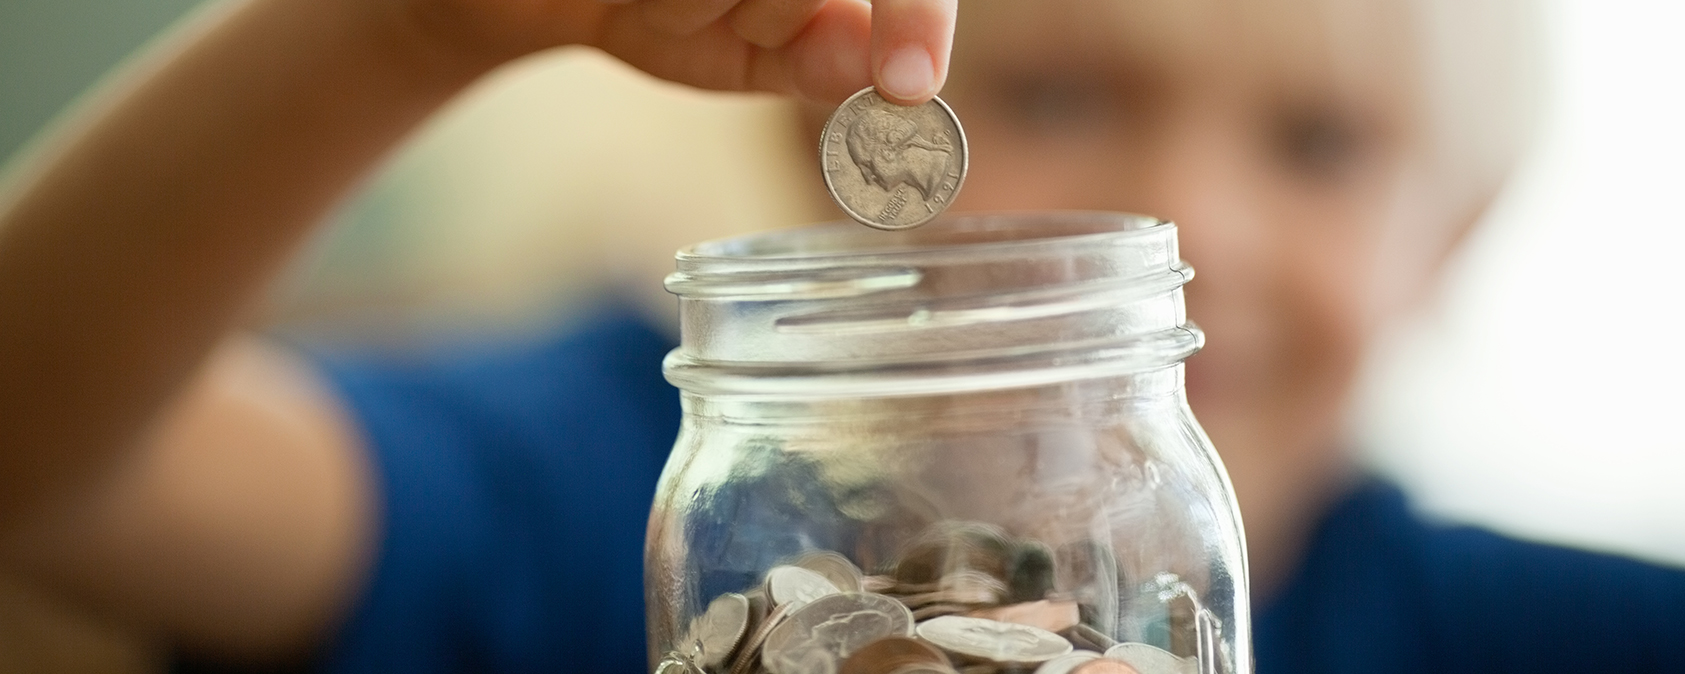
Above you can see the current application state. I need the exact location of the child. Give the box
[2,0,1683,671]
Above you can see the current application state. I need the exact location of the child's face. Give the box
[941,0,1469,542]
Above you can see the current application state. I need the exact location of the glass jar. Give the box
[647,212,1250,674]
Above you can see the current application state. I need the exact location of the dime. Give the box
[916,615,1073,665]
[838,636,951,674]
[766,565,843,609]
[796,550,867,592]
[819,87,968,230]
[762,593,916,674]
[1102,643,1197,674]
[1034,651,1101,674]
[684,593,751,669]
[967,600,1081,633]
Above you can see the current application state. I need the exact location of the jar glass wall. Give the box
[648,213,1250,674]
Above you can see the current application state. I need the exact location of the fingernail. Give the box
[879,47,936,101]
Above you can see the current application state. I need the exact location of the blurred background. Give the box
[3,0,1682,574]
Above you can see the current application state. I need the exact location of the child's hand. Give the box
[400,0,955,105]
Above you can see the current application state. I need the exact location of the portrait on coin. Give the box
[845,109,954,201]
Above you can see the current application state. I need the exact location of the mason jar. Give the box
[647,212,1250,674]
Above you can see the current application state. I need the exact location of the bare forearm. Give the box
[0,0,489,520]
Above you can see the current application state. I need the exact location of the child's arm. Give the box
[0,0,955,659]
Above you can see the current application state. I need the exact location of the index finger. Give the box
[869,0,957,105]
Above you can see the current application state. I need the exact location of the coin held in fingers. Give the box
[820,87,968,231]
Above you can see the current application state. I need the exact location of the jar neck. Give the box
[664,213,1201,399]
[679,366,1189,427]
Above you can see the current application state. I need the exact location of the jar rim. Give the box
[676,211,1167,266]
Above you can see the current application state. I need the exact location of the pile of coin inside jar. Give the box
[655,523,1202,674]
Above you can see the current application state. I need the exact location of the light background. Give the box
[1352,0,1685,565]
[3,0,1683,566]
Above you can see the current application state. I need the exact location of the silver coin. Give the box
[966,600,1080,633]
[820,87,967,230]
[795,550,867,592]
[762,592,916,674]
[1035,651,1102,674]
[1102,643,1197,674]
[684,592,751,669]
[766,565,843,609]
[916,615,1073,665]
[654,651,707,674]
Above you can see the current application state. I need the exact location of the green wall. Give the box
[1,0,204,162]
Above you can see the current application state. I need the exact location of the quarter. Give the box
[820,87,968,230]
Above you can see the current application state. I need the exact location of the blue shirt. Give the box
[293,309,1685,673]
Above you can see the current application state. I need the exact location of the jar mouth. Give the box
[678,211,1167,266]
[665,212,1199,398]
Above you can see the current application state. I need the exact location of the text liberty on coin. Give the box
[820,87,968,231]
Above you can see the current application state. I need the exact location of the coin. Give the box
[1102,643,1197,674]
[900,570,1007,608]
[684,593,751,669]
[916,615,1073,665]
[886,665,958,674]
[863,575,899,593]
[967,600,1081,633]
[762,592,916,674]
[1071,660,1142,674]
[766,565,843,609]
[1034,651,1101,674]
[838,636,951,674]
[796,550,867,592]
[729,602,790,674]
[910,603,973,621]
[820,87,967,230]
[1060,624,1118,652]
[895,523,1013,586]
[655,652,707,674]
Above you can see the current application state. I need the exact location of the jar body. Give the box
[648,213,1250,674]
